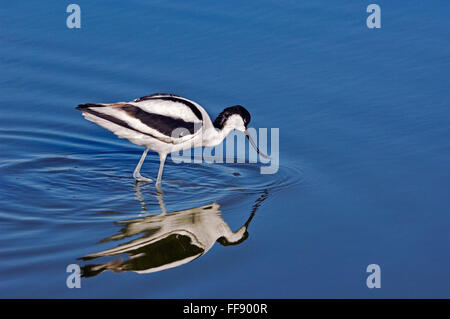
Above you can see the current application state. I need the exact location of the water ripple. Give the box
[0,127,302,224]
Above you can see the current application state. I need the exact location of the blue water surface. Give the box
[0,0,449,298]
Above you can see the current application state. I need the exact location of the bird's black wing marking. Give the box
[122,104,201,137]
[77,104,164,140]
[133,94,203,122]
[133,93,178,101]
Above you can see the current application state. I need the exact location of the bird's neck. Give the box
[202,126,232,147]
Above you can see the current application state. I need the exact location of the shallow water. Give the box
[1,1,449,298]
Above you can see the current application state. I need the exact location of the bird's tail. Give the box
[76,103,105,110]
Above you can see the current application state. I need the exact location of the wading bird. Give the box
[77,93,269,184]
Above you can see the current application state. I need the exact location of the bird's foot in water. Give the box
[133,172,153,183]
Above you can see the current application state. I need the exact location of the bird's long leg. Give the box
[155,153,167,186]
[133,147,153,183]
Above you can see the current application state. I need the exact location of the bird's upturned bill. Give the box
[245,130,271,159]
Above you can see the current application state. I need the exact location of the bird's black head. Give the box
[213,105,251,131]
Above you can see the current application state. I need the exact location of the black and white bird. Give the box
[77,93,269,185]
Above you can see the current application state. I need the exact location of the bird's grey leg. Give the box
[155,153,167,186]
[133,147,153,183]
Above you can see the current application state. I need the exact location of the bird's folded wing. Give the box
[78,102,203,144]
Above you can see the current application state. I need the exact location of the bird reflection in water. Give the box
[81,186,268,277]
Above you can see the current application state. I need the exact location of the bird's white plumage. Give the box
[86,105,178,142]
[81,110,202,150]
[80,94,208,148]
[130,99,202,123]
[82,112,163,145]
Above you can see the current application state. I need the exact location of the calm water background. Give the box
[0,0,449,298]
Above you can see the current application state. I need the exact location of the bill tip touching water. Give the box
[76,93,270,185]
